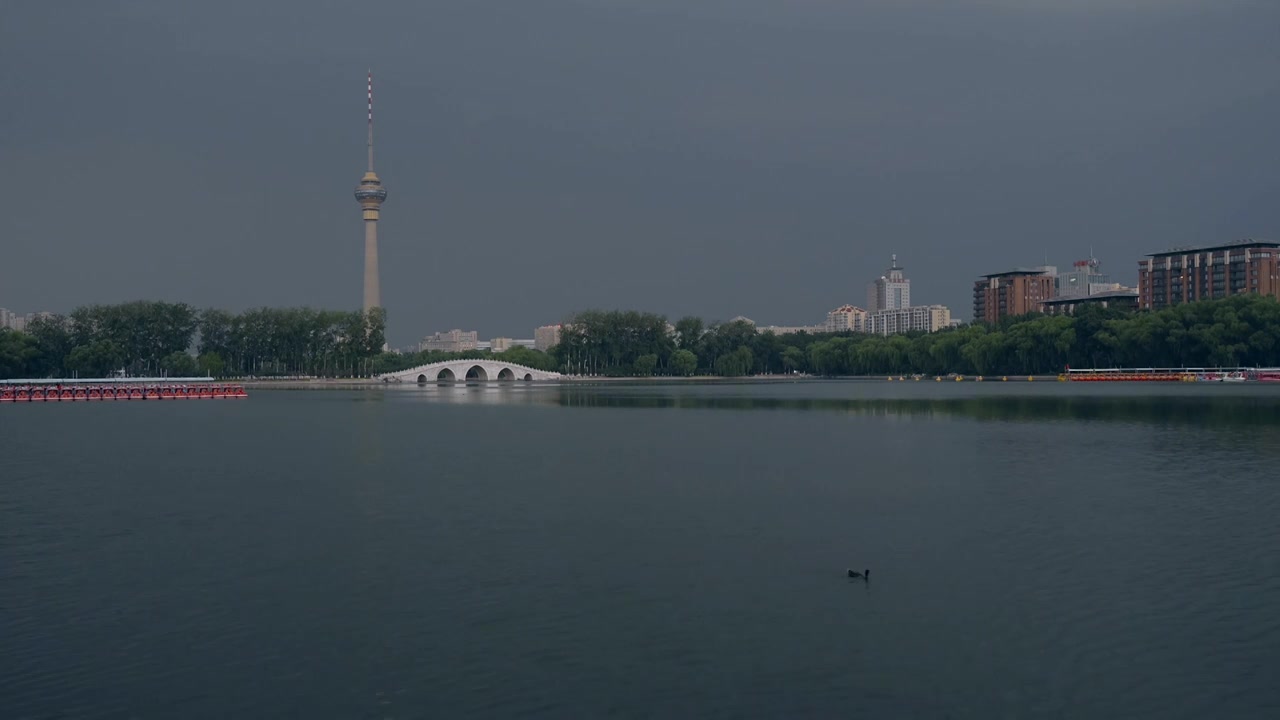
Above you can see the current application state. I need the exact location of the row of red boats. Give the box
[0,383,248,402]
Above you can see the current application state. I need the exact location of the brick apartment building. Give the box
[1138,240,1280,310]
[972,268,1056,324]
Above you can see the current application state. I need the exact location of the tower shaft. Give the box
[363,219,380,312]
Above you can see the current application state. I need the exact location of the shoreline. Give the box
[199,371,1280,389]
[236,374,1072,389]
[236,375,809,388]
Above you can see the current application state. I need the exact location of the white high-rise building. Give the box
[867,254,911,312]
[867,305,951,336]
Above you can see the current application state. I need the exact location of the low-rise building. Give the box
[419,329,479,353]
[1041,289,1139,316]
[758,325,825,336]
[487,338,537,352]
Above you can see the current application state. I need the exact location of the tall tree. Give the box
[26,315,75,376]
[0,329,41,378]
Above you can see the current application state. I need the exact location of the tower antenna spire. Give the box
[367,69,375,172]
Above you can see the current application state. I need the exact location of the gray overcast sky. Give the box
[2,0,1278,346]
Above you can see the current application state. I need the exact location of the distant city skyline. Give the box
[2,1,1278,347]
[0,309,53,333]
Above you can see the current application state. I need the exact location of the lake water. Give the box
[3,382,1279,719]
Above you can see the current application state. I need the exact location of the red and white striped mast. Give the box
[366,69,375,172]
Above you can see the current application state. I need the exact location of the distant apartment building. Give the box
[419,329,479,352]
[972,267,1056,324]
[867,255,911,312]
[1138,240,1280,310]
[534,324,563,351]
[868,305,952,335]
[826,305,868,333]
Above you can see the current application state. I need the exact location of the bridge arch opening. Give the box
[523,373,533,381]
[498,368,515,382]
[416,374,427,384]
[437,368,457,382]
[465,365,488,382]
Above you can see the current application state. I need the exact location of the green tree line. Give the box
[4,295,1279,380]
[0,301,560,380]
[0,302,388,379]
[549,295,1280,377]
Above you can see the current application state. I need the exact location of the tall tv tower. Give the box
[354,70,387,314]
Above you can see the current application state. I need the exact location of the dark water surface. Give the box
[3,382,1280,718]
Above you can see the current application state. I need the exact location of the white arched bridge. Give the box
[378,360,562,384]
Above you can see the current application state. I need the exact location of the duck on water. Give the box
[847,569,870,580]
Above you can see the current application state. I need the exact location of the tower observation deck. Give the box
[355,70,387,313]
